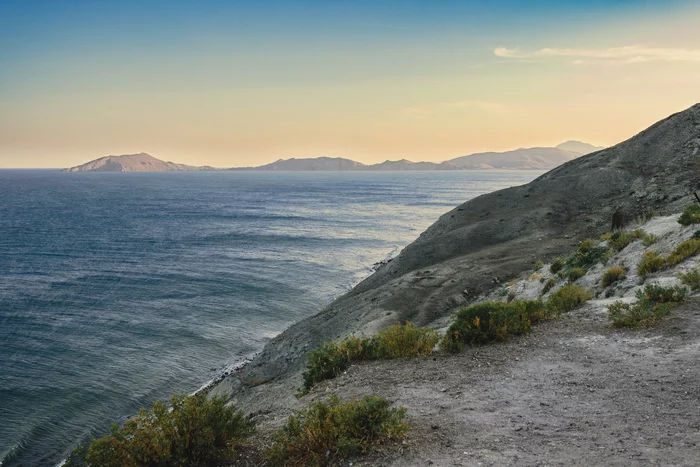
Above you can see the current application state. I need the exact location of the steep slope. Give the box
[210,104,700,412]
[63,153,213,172]
[447,147,581,170]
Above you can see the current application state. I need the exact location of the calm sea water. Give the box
[0,170,542,466]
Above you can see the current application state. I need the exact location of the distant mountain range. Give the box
[62,141,604,172]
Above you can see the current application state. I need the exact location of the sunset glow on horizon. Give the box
[1,0,699,168]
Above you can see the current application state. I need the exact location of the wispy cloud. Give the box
[494,46,700,64]
[404,100,518,116]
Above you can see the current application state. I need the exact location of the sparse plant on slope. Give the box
[642,232,659,247]
[601,265,628,287]
[440,299,552,352]
[550,257,565,274]
[630,228,645,239]
[637,251,666,277]
[301,323,439,393]
[266,395,409,466]
[534,261,544,271]
[678,204,700,226]
[679,268,700,291]
[566,239,610,270]
[666,238,700,267]
[542,278,557,295]
[608,284,687,328]
[546,284,592,314]
[567,267,585,282]
[608,231,633,252]
[65,394,254,467]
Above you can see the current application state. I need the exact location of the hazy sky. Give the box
[1,0,699,168]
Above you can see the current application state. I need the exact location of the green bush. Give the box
[637,251,666,277]
[694,230,700,239]
[608,231,633,252]
[566,240,610,270]
[546,284,592,314]
[301,323,439,393]
[678,204,700,226]
[608,284,686,328]
[642,284,687,303]
[66,394,254,467]
[549,257,565,274]
[666,238,700,266]
[642,232,659,247]
[440,300,551,352]
[542,278,557,295]
[630,228,645,239]
[679,269,700,291]
[567,267,586,282]
[601,265,627,287]
[267,395,409,466]
[534,260,544,271]
[600,232,612,242]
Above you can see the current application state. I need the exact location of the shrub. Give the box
[608,284,686,328]
[666,238,700,266]
[534,261,544,271]
[542,278,557,295]
[267,395,409,466]
[546,284,592,314]
[694,230,700,239]
[301,323,438,393]
[679,269,700,291]
[642,284,687,303]
[600,232,613,242]
[642,233,659,247]
[66,394,254,467]
[550,257,565,274]
[678,204,700,226]
[566,241,610,270]
[630,228,645,239]
[608,231,633,252]
[567,267,586,282]
[601,265,628,287]
[440,300,551,352]
[373,322,439,359]
[637,251,666,277]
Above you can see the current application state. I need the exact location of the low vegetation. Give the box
[546,284,592,314]
[266,395,409,466]
[608,284,687,328]
[567,267,585,282]
[542,278,557,295]
[301,322,439,393]
[550,257,565,274]
[566,239,610,271]
[608,231,633,252]
[642,232,659,247]
[678,204,700,226]
[65,394,254,467]
[601,265,628,287]
[534,260,544,271]
[679,268,700,291]
[638,238,700,277]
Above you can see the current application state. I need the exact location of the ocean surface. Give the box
[0,170,543,466]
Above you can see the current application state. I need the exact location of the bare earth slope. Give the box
[211,104,700,464]
[63,153,214,172]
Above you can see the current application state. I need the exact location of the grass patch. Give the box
[666,238,700,267]
[637,251,666,277]
[549,257,565,274]
[440,300,552,352]
[542,278,556,295]
[642,232,659,247]
[679,269,700,291]
[301,323,439,393]
[630,228,645,239]
[534,260,544,271]
[567,267,585,282]
[608,231,633,252]
[678,204,700,226]
[546,284,592,314]
[267,395,409,466]
[65,394,254,467]
[601,265,628,287]
[566,239,610,271]
[608,284,687,328]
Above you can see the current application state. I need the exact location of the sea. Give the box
[0,169,543,466]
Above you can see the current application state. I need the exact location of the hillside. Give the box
[446,147,582,170]
[62,153,214,172]
[208,104,700,464]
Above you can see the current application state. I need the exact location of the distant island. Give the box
[62,141,604,172]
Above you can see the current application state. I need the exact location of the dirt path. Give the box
[295,298,700,466]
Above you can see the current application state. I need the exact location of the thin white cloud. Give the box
[494,45,700,64]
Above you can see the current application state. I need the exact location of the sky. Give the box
[1,0,699,168]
